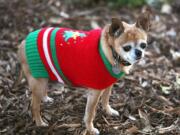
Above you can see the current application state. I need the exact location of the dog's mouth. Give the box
[135,56,142,60]
[125,56,141,65]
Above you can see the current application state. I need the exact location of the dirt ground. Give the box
[0,0,180,135]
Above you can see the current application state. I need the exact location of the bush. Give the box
[108,0,146,7]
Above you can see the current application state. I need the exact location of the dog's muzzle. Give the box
[135,49,142,60]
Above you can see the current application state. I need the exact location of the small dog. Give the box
[17,11,150,135]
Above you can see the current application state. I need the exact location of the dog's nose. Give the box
[135,49,142,59]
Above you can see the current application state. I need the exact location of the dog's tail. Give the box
[13,61,23,88]
[13,40,26,89]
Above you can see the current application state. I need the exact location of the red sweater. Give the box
[25,27,125,90]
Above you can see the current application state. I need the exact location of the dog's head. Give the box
[108,12,151,65]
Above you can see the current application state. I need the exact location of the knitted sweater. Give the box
[25,27,125,90]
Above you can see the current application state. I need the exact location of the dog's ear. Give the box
[109,18,124,37]
[136,11,151,31]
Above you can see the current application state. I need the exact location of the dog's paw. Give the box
[36,121,49,127]
[41,122,49,127]
[43,96,54,103]
[105,105,119,116]
[89,127,100,135]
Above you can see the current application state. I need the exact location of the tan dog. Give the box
[17,12,150,135]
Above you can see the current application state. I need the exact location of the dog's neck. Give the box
[100,25,133,74]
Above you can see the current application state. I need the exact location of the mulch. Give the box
[0,0,180,135]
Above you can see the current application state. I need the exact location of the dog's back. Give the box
[25,27,123,89]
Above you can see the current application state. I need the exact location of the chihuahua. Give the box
[17,11,150,135]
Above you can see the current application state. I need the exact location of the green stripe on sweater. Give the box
[25,29,49,78]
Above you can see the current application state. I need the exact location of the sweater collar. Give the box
[99,40,125,79]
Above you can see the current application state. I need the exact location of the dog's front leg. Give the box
[101,86,119,116]
[84,89,103,135]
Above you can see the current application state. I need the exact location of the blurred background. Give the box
[0,0,180,134]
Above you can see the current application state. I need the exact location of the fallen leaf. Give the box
[126,125,139,134]
[160,85,172,94]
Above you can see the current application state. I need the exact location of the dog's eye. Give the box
[123,45,131,52]
[140,43,147,49]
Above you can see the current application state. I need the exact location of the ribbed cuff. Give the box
[25,29,49,78]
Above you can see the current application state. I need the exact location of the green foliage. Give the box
[108,0,146,7]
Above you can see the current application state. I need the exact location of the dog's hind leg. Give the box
[21,61,49,126]
[18,41,49,126]
[42,88,54,103]
[30,77,49,126]
[22,61,49,126]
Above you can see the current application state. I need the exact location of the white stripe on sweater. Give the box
[43,28,64,83]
